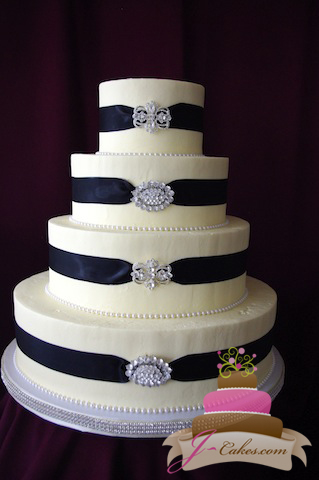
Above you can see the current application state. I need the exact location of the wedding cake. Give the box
[1,78,284,437]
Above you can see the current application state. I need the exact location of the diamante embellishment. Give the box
[131,259,172,290]
[125,355,172,387]
[132,101,172,133]
[131,181,174,212]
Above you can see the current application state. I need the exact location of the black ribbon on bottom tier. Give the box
[15,321,273,383]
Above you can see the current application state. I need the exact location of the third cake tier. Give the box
[48,215,249,316]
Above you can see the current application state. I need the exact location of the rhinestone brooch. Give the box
[125,356,172,387]
[132,101,172,133]
[131,259,172,290]
[131,181,174,212]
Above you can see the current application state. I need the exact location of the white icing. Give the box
[99,78,204,108]
[48,272,247,316]
[71,154,228,180]
[48,215,249,314]
[69,216,230,231]
[14,275,276,360]
[72,203,227,230]
[98,79,204,153]
[49,216,247,261]
[45,284,248,318]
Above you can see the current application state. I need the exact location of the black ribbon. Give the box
[49,246,248,285]
[72,178,228,206]
[99,103,204,132]
[15,321,273,383]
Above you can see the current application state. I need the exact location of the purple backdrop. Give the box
[0,1,317,478]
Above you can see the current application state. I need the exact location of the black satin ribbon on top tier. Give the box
[15,321,273,383]
[49,245,248,285]
[72,178,228,206]
[99,103,204,132]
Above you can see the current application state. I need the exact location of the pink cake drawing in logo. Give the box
[164,347,311,472]
[192,346,283,438]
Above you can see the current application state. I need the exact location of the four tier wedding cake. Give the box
[1,78,283,437]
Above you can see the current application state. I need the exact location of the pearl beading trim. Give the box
[69,216,229,232]
[96,152,205,157]
[12,351,203,415]
[45,285,248,319]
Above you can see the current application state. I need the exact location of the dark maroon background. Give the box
[0,1,318,479]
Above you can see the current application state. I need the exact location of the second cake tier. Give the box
[48,215,249,316]
[71,153,229,229]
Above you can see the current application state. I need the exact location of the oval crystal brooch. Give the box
[131,181,174,212]
[125,356,172,387]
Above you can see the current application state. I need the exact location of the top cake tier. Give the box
[99,78,205,154]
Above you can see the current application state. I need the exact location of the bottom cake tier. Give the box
[10,272,277,413]
[1,342,284,437]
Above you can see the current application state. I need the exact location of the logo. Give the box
[163,347,311,472]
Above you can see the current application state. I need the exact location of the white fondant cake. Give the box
[99,78,204,153]
[2,78,282,435]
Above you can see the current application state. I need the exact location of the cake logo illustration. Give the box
[163,346,311,473]
[217,346,257,377]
